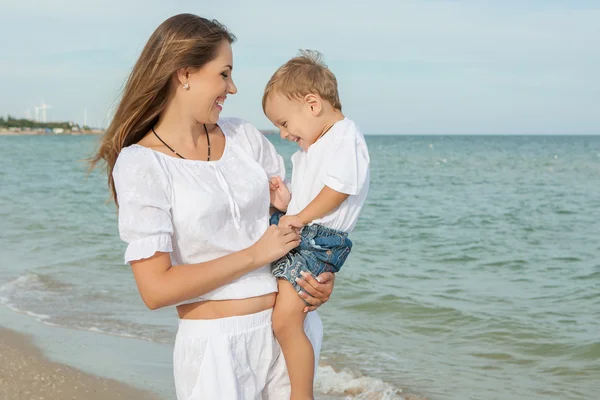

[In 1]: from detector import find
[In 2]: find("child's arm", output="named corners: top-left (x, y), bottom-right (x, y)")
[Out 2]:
top-left (278, 186), bottom-right (349, 228)
top-left (298, 186), bottom-right (349, 225)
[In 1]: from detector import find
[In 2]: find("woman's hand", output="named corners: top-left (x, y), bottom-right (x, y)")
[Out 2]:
top-left (296, 271), bottom-right (336, 312)
top-left (269, 176), bottom-right (291, 212)
top-left (248, 225), bottom-right (300, 267)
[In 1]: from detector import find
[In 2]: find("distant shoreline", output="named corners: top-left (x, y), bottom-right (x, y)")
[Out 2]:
top-left (2, 129), bottom-right (597, 137)
top-left (0, 129), bottom-right (103, 136)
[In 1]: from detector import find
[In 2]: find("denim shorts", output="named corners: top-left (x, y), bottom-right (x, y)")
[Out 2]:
top-left (269, 211), bottom-right (352, 299)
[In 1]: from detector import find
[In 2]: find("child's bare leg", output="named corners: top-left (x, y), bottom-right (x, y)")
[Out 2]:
top-left (272, 279), bottom-right (315, 400)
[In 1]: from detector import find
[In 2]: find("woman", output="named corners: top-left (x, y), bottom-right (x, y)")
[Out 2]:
top-left (90, 13), bottom-right (335, 399)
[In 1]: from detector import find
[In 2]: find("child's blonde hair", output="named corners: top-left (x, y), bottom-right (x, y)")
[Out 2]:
top-left (262, 50), bottom-right (342, 112)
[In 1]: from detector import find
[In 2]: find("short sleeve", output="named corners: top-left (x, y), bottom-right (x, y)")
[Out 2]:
top-left (113, 147), bottom-right (173, 264)
top-left (322, 121), bottom-right (370, 196)
top-left (241, 121), bottom-right (286, 180)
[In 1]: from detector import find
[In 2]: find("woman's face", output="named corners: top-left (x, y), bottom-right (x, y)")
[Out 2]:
top-left (182, 40), bottom-right (238, 124)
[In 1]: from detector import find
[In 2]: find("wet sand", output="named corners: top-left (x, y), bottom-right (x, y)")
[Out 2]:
top-left (0, 327), bottom-right (160, 400)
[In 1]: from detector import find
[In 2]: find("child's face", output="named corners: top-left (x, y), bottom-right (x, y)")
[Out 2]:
top-left (264, 94), bottom-right (322, 151)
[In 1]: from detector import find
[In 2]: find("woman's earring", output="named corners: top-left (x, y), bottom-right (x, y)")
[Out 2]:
top-left (183, 82), bottom-right (190, 90)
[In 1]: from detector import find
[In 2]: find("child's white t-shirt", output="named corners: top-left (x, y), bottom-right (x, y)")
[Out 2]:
top-left (286, 118), bottom-right (370, 232)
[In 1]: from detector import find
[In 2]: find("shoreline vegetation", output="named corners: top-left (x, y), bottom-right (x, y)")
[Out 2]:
top-left (0, 128), bottom-right (104, 135)
top-left (1, 116), bottom-right (102, 135)
top-left (0, 116), bottom-right (280, 136)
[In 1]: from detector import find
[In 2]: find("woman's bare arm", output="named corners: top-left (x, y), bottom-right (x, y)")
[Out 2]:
top-left (131, 225), bottom-right (300, 309)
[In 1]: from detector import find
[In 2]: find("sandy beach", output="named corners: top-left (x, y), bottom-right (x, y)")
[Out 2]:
top-left (0, 327), bottom-right (160, 400)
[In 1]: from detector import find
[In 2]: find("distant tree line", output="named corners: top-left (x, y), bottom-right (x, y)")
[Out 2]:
top-left (0, 116), bottom-right (89, 131)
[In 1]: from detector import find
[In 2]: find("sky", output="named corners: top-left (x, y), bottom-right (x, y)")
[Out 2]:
top-left (1, 0), bottom-right (599, 134)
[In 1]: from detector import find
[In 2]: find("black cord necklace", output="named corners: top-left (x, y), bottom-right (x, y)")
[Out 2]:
top-left (151, 124), bottom-right (211, 161)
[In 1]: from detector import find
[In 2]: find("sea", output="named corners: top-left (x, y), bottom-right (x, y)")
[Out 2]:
top-left (1, 133), bottom-right (599, 400)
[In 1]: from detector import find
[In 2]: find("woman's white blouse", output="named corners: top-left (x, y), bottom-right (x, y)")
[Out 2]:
top-left (113, 118), bottom-right (284, 305)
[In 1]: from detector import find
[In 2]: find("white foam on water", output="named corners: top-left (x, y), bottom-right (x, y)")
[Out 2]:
top-left (316, 364), bottom-right (405, 400)
top-left (2, 301), bottom-right (52, 321)
top-left (0, 274), bottom-right (157, 342)
top-left (0, 273), bottom-right (42, 295)
top-left (84, 326), bottom-right (154, 341)
top-left (0, 274), bottom-right (52, 321)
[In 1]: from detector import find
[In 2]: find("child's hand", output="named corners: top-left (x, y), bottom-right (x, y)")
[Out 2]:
top-left (269, 176), bottom-right (291, 212)
top-left (278, 214), bottom-right (305, 230)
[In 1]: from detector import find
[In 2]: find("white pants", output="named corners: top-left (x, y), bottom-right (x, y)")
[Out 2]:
top-left (173, 309), bottom-right (323, 400)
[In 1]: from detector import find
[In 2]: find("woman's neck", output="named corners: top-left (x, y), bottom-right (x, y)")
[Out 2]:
top-left (154, 102), bottom-right (208, 149)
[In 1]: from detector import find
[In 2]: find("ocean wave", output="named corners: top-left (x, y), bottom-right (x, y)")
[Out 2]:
top-left (0, 274), bottom-right (49, 311)
top-left (0, 273), bottom-right (162, 342)
top-left (316, 365), bottom-right (411, 400)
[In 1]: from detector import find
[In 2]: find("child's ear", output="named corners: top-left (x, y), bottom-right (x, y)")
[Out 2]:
top-left (304, 94), bottom-right (322, 115)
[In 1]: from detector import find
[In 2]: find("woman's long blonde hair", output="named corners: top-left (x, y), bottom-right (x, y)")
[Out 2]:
top-left (89, 14), bottom-right (235, 205)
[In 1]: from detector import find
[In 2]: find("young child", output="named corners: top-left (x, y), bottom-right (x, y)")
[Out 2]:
top-left (263, 50), bottom-right (370, 399)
